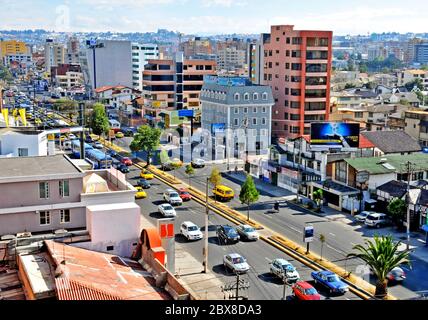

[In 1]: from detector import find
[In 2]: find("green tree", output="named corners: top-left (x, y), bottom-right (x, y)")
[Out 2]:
top-left (347, 236), bottom-right (411, 298)
top-left (159, 149), bottom-right (170, 166)
top-left (312, 189), bottom-right (324, 210)
top-left (405, 78), bottom-right (424, 92)
top-left (209, 167), bottom-right (222, 187)
top-left (239, 174), bottom-right (260, 221)
top-left (359, 63), bottom-right (368, 73)
top-left (387, 198), bottom-right (407, 226)
top-left (130, 125), bottom-right (161, 167)
top-left (0, 66), bottom-right (13, 83)
top-left (53, 99), bottom-right (78, 121)
top-left (185, 164), bottom-right (195, 187)
top-left (89, 103), bottom-right (110, 136)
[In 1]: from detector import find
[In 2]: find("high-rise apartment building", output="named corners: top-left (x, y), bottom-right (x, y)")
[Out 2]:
top-left (142, 53), bottom-right (216, 126)
top-left (44, 39), bottom-right (66, 71)
top-left (216, 47), bottom-right (247, 73)
top-left (262, 25), bottom-right (333, 141)
top-left (0, 40), bottom-right (28, 59)
top-left (179, 37), bottom-right (212, 58)
top-left (85, 40), bottom-right (133, 90)
top-left (131, 43), bottom-right (159, 91)
top-left (66, 36), bottom-right (80, 65)
top-left (415, 43), bottom-right (428, 65)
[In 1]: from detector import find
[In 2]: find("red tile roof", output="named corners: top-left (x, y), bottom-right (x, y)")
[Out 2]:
top-left (45, 241), bottom-right (170, 301)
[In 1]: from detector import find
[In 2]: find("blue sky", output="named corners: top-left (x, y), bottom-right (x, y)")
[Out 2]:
top-left (1, 0), bottom-right (427, 35)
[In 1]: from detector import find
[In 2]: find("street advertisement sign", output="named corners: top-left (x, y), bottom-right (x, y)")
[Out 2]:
top-left (211, 123), bottom-right (226, 134)
top-left (356, 170), bottom-right (370, 184)
top-left (304, 225), bottom-right (314, 243)
top-left (310, 123), bottom-right (360, 149)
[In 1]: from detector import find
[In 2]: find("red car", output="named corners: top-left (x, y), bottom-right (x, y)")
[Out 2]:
top-left (121, 157), bottom-right (133, 166)
top-left (179, 188), bottom-right (192, 201)
top-left (292, 281), bottom-right (320, 300)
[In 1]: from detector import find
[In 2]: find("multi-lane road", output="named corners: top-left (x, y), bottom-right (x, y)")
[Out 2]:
top-left (124, 163), bottom-right (361, 300)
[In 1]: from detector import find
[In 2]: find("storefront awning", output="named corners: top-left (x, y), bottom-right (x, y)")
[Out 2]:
top-left (311, 179), bottom-right (360, 196)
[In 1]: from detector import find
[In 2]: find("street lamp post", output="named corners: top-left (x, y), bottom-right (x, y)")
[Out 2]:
top-left (203, 177), bottom-right (210, 273)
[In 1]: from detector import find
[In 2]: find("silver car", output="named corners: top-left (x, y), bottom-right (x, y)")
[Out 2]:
top-left (236, 224), bottom-right (259, 241)
top-left (354, 211), bottom-right (372, 223)
top-left (158, 204), bottom-right (177, 217)
top-left (223, 253), bottom-right (250, 274)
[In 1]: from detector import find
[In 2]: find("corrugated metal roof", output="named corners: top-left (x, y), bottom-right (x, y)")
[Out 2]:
top-left (55, 278), bottom-right (121, 300)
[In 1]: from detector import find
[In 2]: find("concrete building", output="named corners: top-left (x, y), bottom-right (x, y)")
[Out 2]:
top-left (200, 76), bottom-right (274, 161)
top-left (142, 53), bottom-right (216, 126)
top-left (131, 43), bottom-right (159, 91)
top-left (262, 25), bottom-right (333, 141)
top-left (216, 47), bottom-right (247, 74)
top-left (0, 40), bottom-right (27, 59)
top-left (0, 154), bottom-right (140, 257)
top-left (85, 40), bottom-right (133, 90)
top-left (44, 39), bottom-right (66, 71)
top-left (50, 64), bottom-right (83, 90)
top-left (0, 128), bottom-right (50, 157)
top-left (66, 36), bottom-right (80, 65)
top-left (415, 43), bottom-right (428, 65)
top-left (179, 37), bottom-right (212, 58)
top-left (248, 38), bottom-right (265, 85)
top-left (404, 109), bottom-right (428, 147)
top-left (398, 69), bottom-right (428, 90)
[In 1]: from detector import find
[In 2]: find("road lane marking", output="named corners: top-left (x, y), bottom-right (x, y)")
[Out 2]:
top-left (329, 233), bottom-right (336, 237)
top-left (326, 244), bottom-right (343, 254)
top-left (265, 257), bottom-right (272, 263)
top-left (287, 225), bottom-right (302, 234)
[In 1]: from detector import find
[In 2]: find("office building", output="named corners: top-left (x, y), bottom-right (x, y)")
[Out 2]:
top-left (415, 43), bottom-right (428, 65)
top-left (85, 40), bottom-right (133, 90)
top-left (44, 39), bottom-right (66, 71)
top-left (131, 43), bottom-right (159, 91)
top-left (216, 47), bottom-right (247, 73)
top-left (262, 25), bottom-right (333, 141)
top-left (66, 36), bottom-right (80, 65)
top-left (200, 76), bottom-right (274, 160)
top-left (50, 64), bottom-right (84, 90)
top-left (142, 53), bottom-right (216, 126)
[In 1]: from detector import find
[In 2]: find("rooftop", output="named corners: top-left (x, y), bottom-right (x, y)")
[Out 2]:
top-left (0, 155), bottom-right (82, 180)
top-left (43, 240), bottom-right (171, 300)
top-left (361, 131), bottom-right (421, 154)
top-left (345, 153), bottom-right (428, 175)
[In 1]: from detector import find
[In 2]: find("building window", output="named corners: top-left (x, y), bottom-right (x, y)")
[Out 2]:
top-left (244, 93), bottom-right (250, 101)
top-left (234, 93), bottom-right (240, 101)
top-left (243, 107), bottom-right (248, 114)
top-left (262, 107), bottom-right (267, 113)
top-left (60, 209), bottom-right (70, 224)
top-left (262, 118), bottom-right (267, 125)
top-left (234, 107), bottom-right (239, 114)
top-left (355, 112), bottom-right (363, 118)
top-left (39, 182), bottom-right (49, 199)
top-left (262, 92), bottom-right (268, 100)
top-left (253, 118), bottom-right (257, 125)
top-left (106, 246), bottom-right (114, 251)
top-left (253, 107), bottom-right (257, 113)
top-left (286, 50), bottom-right (290, 57)
top-left (59, 180), bottom-right (70, 197)
top-left (234, 118), bottom-right (239, 126)
top-left (39, 211), bottom-right (51, 225)
top-left (18, 148), bottom-right (28, 157)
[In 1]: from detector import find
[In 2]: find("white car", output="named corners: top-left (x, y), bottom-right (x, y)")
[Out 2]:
top-left (270, 258), bottom-right (300, 283)
top-left (93, 142), bottom-right (104, 149)
top-left (158, 204), bottom-right (177, 217)
top-left (365, 213), bottom-right (389, 228)
top-left (387, 267), bottom-right (406, 282)
top-left (191, 158), bottom-right (206, 168)
top-left (180, 221), bottom-right (203, 241)
top-left (236, 224), bottom-right (259, 241)
top-left (223, 253), bottom-right (250, 274)
top-left (354, 211), bottom-right (373, 223)
top-left (163, 189), bottom-right (183, 206)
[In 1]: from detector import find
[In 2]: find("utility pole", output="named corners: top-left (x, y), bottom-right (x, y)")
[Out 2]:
top-left (222, 273), bottom-right (250, 300)
top-left (203, 177), bottom-right (209, 273)
top-left (404, 161), bottom-right (416, 250)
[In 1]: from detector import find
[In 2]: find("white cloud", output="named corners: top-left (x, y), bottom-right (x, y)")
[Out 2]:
top-left (201, 0), bottom-right (247, 7)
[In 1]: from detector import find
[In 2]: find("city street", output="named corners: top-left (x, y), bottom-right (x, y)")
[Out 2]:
top-left (111, 136), bottom-right (428, 299)
top-left (125, 164), bottom-right (361, 300)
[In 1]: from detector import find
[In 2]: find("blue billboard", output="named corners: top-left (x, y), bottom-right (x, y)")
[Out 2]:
top-left (178, 110), bottom-right (194, 117)
top-left (211, 123), bottom-right (226, 134)
top-left (310, 123), bottom-right (360, 149)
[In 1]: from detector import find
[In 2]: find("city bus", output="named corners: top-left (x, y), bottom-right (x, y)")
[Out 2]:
top-left (108, 119), bottom-right (121, 133)
top-left (71, 140), bottom-right (94, 158)
top-left (85, 149), bottom-right (113, 169)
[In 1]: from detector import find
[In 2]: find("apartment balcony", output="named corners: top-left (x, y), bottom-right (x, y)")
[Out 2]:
top-left (305, 84), bottom-right (327, 90)
top-left (305, 97), bottom-right (327, 103)
top-left (306, 72), bottom-right (328, 77)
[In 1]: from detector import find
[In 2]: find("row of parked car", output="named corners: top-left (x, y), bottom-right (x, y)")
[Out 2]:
top-left (354, 211), bottom-right (391, 228)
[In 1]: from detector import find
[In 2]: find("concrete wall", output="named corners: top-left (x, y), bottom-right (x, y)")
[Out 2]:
top-left (86, 40), bottom-right (133, 89)
top-left (0, 132), bottom-right (47, 157)
top-left (85, 202), bottom-right (140, 257)
top-left (368, 173), bottom-right (396, 191)
top-left (0, 178), bottom-right (83, 209)
top-left (0, 208), bottom-right (86, 236)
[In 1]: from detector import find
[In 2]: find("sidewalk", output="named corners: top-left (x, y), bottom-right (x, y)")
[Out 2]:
top-left (139, 211), bottom-right (225, 300)
top-left (223, 171), bottom-right (294, 198)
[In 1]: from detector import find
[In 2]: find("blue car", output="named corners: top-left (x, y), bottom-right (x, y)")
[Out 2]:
top-left (311, 271), bottom-right (349, 295)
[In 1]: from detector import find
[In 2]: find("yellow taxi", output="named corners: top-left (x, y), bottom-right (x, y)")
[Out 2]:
top-left (140, 169), bottom-right (154, 180)
top-left (35, 118), bottom-right (42, 125)
top-left (135, 186), bottom-right (147, 199)
top-left (26, 113), bottom-right (33, 119)
top-left (212, 185), bottom-right (235, 202)
top-left (89, 134), bottom-right (100, 141)
top-left (115, 131), bottom-right (124, 139)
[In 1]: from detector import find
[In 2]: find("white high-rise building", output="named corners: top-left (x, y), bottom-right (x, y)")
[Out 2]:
top-left (44, 39), bottom-right (66, 71)
top-left (131, 43), bottom-right (159, 91)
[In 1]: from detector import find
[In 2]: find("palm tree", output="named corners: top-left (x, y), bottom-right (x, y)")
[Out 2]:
top-left (347, 236), bottom-right (411, 298)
